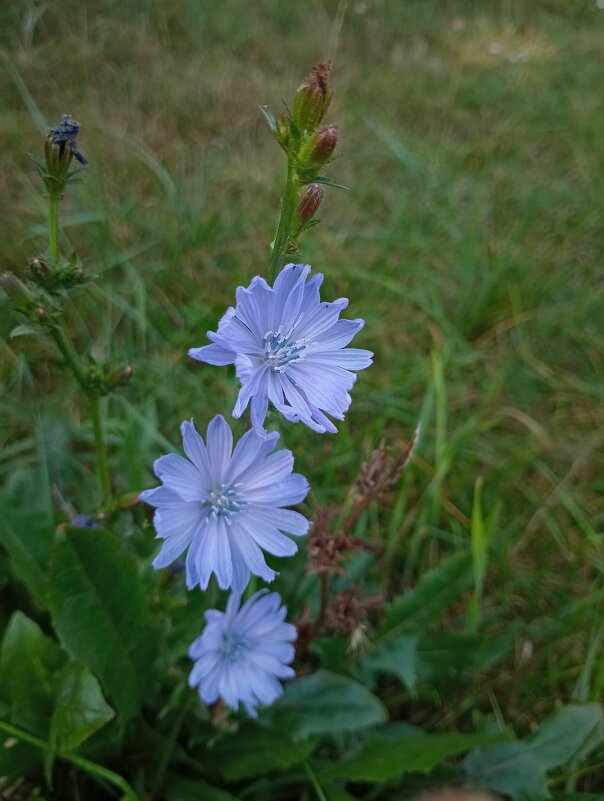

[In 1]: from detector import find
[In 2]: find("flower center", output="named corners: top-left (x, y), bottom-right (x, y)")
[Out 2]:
top-left (262, 328), bottom-right (310, 373)
top-left (203, 483), bottom-right (245, 524)
top-left (220, 629), bottom-right (249, 664)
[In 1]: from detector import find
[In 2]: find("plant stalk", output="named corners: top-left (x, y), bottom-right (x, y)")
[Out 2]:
top-left (0, 721), bottom-right (140, 801)
top-left (48, 193), bottom-right (60, 261)
top-left (269, 159), bottom-right (298, 283)
top-left (89, 396), bottom-right (112, 503)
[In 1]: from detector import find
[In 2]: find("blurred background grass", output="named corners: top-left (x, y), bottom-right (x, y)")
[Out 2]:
top-left (1, 0), bottom-right (603, 731)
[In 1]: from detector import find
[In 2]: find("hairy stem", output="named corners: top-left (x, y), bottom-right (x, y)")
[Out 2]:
top-left (269, 160), bottom-right (298, 283)
top-left (89, 397), bottom-right (112, 503)
top-left (0, 721), bottom-right (140, 801)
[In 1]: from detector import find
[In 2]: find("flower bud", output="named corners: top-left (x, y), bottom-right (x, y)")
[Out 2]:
top-left (293, 61), bottom-right (332, 133)
top-left (298, 183), bottom-right (324, 223)
top-left (106, 364), bottom-right (134, 389)
top-left (298, 125), bottom-right (338, 169)
top-left (1, 272), bottom-right (33, 307)
top-left (34, 307), bottom-right (49, 323)
top-left (29, 257), bottom-right (53, 287)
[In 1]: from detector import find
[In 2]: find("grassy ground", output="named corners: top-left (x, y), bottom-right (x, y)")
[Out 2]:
top-left (1, 0), bottom-right (603, 756)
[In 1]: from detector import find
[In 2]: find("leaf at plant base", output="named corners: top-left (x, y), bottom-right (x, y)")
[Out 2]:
top-left (47, 527), bottom-right (158, 724)
top-left (361, 634), bottom-right (418, 689)
top-left (268, 670), bottom-right (387, 738)
top-left (0, 739), bottom-right (41, 790)
top-left (382, 552), bottom-right (473, 635)
top-left (0, 490), bottom-right (54, 606)
top-left (318, 729), bottom-right (502, 782)
top-left (210, 722), bottom-right (318, 780)
top-left (416, 632), bottom-right (511, 681)
top-left (0, 611), bottom-right (66, 736)
top-left (464, 704), bottom-right (604, 801)
top-left (164, 773), bottom-right (239, 801)
top-left (50, 661), bottom-right (115, 752)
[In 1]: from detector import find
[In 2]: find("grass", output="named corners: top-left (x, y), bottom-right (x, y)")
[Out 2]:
top-left (1, 0), bottom-right (603, 775)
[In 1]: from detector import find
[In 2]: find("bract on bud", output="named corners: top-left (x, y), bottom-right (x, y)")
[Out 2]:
top-left (298, 125), bottom-right (338, 169)
top-left (1, 272), bottom-right (33, 308)
top-left (298, 183), bottom-right (324, 223)
top-left (293, 61), bottom-right (332, 134)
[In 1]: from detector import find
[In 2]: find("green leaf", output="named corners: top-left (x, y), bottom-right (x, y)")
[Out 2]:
top-left (210, 722), bottom-right (317, 780)
top-left (0, 612), bottom-right (66, 736)
top-left (47, 527), bottom-right (159, 724)
top-left (10, 323), bottom-right (39, 338)
top-left (259, 104), bottom-right (277, 132)
top-left (268, 670), bottom-right (387, 738)
top-left (164, 773), bottom-right (239, 801)
top-left (465, 704), bottom-right (604, 801)
top-left (318, 729), bottom-right (502, 782)
top-left (304, 175), bottom-right (350, 190)
top-left (50, 661), bottom-right (115, 752)
top-left (416, 632), bottom-right (511, 681)
top-left (0, 490), bottom-right (54, 605)
top-left (361, 634), bottom-right (418, 689)
top-left (382, 552), bottom-right (473, 635)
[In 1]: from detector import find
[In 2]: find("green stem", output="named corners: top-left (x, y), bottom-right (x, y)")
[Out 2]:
top-left (90, 396), bottom-right (112, 503)
top-left (50, 325), bottom-right (112, 503)
top-left (303, 760), bottom-right (328, 801)
top-left (0, 721), bottom-right (140, 801)
top-left (49, 324), bottom-right (89, 392)
top-left (269, 160), bottom-right (298, 283)
top-left (48, 193), bottom-right (60, 261)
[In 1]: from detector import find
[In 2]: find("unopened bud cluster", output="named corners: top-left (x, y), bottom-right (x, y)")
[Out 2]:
top-left (268, 62), bottom-right (342, 238)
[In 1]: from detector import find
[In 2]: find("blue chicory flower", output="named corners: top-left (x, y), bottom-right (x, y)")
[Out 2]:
top-left (189, 263), bottom-right (373, 434)
top-left (49, 114), bottom-right (88, 165)
top-left (188, 589), bottom-right (296, 717)
top-left (140, 414), bottom-right (309, 591)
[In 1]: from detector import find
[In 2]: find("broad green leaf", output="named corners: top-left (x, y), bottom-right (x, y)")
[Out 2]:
top-left (318, 729), bottom-right (502, 781)
top-left (0, 491), bottom-right (54, 605)
top-left (416, 632), bottom-right (511, 681)
top-left (361, 634), bottom-right (418, 689)
top-left (0, 612), bottom-right (66, 736)
top-left (382, 552), bottom-right (473, 635)
top-left (50, 661), bottom-right (115, 752)
top-left (210, 722), bottom-right (317, 780)
top-left (47, 528), bottom-right (158, 723)
top-left (268, 670), bottom-right (387, 738)
top-left (465, 704), bottom-right (604, 801)
top-left (164, 773), bottom-right (239, 801)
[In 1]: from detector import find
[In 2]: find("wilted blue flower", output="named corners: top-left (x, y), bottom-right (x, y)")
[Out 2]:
top-left (49, 114), bottom-right (88, 165)
top-left (188, 590), bottom-right (296, 717)
top-left (140, 415), bottom-right (309, 591)
top-left (189, 263), bottom-right (373, 434)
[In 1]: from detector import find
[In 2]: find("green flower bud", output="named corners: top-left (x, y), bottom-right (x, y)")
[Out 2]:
top-left (29, 257), bottom-right (53, 287)
top-left (1, 272), bottom-right (33, 308)
top-left (298, 125), bottom-right (338, 169)
top-left (106, 364), bottom-right (134, 389)
top-left (298, 183), bottom-right (324, 223)
top-left (293, 61), bottom-right (332, 134)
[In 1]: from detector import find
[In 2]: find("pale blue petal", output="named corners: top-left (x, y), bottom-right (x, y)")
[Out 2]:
top-left (189, 342), bottom-right (235, 366)
top-left (154, 453), bottom-right (206, 503)
top-left (244, 474), bottom-right (309, 506)
top-left (181, 420), bottom-right (212, 484)
top-left (206, 415), bottom-right (233, 483)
